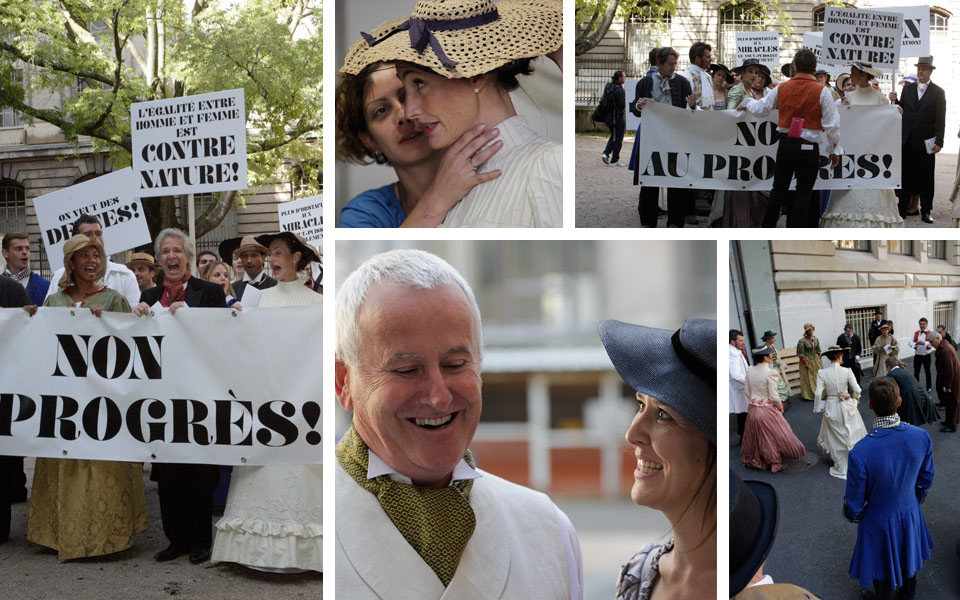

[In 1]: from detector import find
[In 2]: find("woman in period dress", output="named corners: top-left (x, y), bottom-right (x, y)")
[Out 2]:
top-left (741, 347), bottom-right (806, 473)
top-left (814, 346), bottom-right (867, 480)
top-left (211, 232), bottom-right (322, 572)
top-left (709, 64), bottom-right (732, 110)
top-left (821, 62), bottom-right (904, 228)
top-left (27, 234), bottom-right (148, 558)
top-left (797, 323), bottom-right (823, 402)
top-left (599, 319), bottom-right (717, 600)
top-left (873, 322), bottom-right (900, 377)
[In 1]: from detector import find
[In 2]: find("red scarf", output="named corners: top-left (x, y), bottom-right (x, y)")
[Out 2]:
top-left (160, 273), bottom-right (190, 307)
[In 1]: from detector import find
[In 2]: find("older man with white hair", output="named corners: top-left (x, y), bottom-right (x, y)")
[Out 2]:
top-left (335, 248), bottom-right (582, 599)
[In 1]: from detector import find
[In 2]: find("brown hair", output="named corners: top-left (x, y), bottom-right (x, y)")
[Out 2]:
top-left (335, 62), bottom-right (391, 166)
top-left (2, 231), bottom-right (28, 252)
top-left (869, 376), bottom-right (900, 416)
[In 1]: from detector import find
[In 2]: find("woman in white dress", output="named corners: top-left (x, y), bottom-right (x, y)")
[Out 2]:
top-left (211, 232), bottom-right (322, 572)
top-left (820, 61), bottom-right (904, 228)
top-left (814, 345), bottom-right (867, 479)
top-left (339, 0), bottom-right (562, 228)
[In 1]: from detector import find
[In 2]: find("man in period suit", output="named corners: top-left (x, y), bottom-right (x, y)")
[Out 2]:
top-left (844, 376), bottom-right (933, 600)
top-left (0, 276), bottom-right (30, 541)
top-left (334, 249), bottom-right (583, 599)
top-left (929, 332), bottom-right (960, 433)
top-left (886, 358), bottom-right (938, 427)
top-left (909, 318), bottom-right (935, 392)
top-left (890, 57), bottom-right (946, 224)
top-left (1, 232), bottom-right (49, 306)
top-left (868, 310), bottom-right (884, 346)
top-left (631, 46), bottom-right (696, 228)
top-left (837, 323), bottom-right (863, 385)
top-left (218, 235), bottom-right (277, 301)
top-left (134, 228), bottom-right (225, 564)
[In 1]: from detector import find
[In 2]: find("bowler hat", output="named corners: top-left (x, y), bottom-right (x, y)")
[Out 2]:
top-left (730, 471), bottom-right (779, 596)
top-left (598, 318), bottom-right (716, 445)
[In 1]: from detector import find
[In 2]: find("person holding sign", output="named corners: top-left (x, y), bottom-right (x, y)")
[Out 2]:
top-left (739, 49), bottom-right (841, 228)
top-left (889, 57), bottom-right (945, 225)
top-left (28, 234), bottom-right (149, 559)
top-left (821, 61), bottom-right (904, 228)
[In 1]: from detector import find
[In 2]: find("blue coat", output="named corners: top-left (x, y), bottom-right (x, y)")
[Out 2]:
top-left (844, 423), bottom-right (934, 588)
top-left (25, 273), bottom-right (50, 306)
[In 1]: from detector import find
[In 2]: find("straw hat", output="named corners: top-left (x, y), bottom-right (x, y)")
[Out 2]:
top-left (835, 73), bottom-right (850, 92)
top-left (255, 232), bottom-right (322, 270)
top-left (845, 60), bottom-right (882, 79)
top-left (339, 0), bottom-right (563, 79)
top-left (126, 252), bottom-right (156, 270)
top-left (59, 234), bottom-right (106, 289)
top-left (803, 322), bottom-right (814, 333)
top-left (821, 345), bottom-right (846, 358)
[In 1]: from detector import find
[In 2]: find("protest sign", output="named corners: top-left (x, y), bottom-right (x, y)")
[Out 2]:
top-left (800, 32), bottom-right (848, 79)
top-left (822, 7), bottom-right (903, 69)
top-left (32, 168), bottom-right (150, 261)
top-left (0, 306), bottom-right (322, 466)
top-left (736, 32), bottom-right (780, 69)
top-left (636, 102), bottom-right (901, 191)
top-left (874, 5), bottom-right (929, 57)
top-left (131, 89), bottom-right (248, 196)
top-left (277, 195), bottom-right (323, 246)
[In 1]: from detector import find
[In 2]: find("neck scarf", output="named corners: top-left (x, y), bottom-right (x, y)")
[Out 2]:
top-left (872, 414), bottom-right (901, 430)
top-left (336, 425), bottom-right (476, 586)
top-left (160, 273), bottom-right (190, 307)
top-left (651, 72), bottom-right (671, 104)
top-left (3, 267), bottom-right (30, 285)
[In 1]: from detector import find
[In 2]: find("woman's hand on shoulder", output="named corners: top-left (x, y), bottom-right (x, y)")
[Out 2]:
top-left (402, 124), bottom-right (503, 227)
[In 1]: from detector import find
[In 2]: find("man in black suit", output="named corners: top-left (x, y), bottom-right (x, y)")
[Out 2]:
top-left (0, 277), bottom-right (29, 543)
top-left (837, 323), bottom-right (863, 385)
top-left (868, 310), bottom-right (885, 346)
top-left (133, 228), bottom-right (225, 565)
top-left (887, 358), bottom-right (938, 426)
top-left (631, 46), bottom-right (696, 228)
top-left (890, 57), bottom-right (946, 224)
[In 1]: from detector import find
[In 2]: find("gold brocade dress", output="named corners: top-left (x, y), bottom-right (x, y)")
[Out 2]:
top-left (27, 288), bottom-right (148, 559)
top-left (796, 336), bottom-right (823, 401)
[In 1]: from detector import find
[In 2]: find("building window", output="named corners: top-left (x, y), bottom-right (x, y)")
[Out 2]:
top-left (834, 240), bottom-right (870, 251)
top-left (0, 70), bottom-right (23, 127)
top-left (626, 3), bottom-right (672, 77)
top-left (931, 9), bottom-right (950, 39)
top-left (934, 301), bottom-right (957, 336)
top-left (845, 306), bottom-right (885, 359)
top-left (719, 3), bottom-right (762, 69)
top-left (888, 241), bottom-right (913, 256)
top-left (0, 179), bottom-right (25, 234)
top-left (813, 4), bottom-right (856, 31)
top-left (928, 240), bottom-right (946, 259)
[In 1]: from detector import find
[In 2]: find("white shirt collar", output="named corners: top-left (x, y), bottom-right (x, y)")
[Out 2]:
top-left (243, 269), bottom-right (266, 284)
top-left (367, 448), bottom-right (482, 486)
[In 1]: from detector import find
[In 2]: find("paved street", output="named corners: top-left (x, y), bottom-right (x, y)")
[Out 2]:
top-left (577, 133), bottom-right (960, 228)
top-left (729, 357), bottom-right (959, 598)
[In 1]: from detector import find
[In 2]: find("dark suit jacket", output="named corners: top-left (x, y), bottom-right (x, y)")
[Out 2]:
top-left (630, 73), bottom-right (693, 117)
top-left (935, 342), bottom-right (960, 402)
top-left (232, 274), bottom-right (277, 302)
top-left (837, 332), bottom-right (862, 368)
top-left (889, 366), bottom-right (938, 426)
top-left (868, 320), bottom-right (884, 346)
top-left (895, 81), bottom-right (946, 150)
top-left (0, 276), bottom-right (29, 308)
top-left (140, 276), bottom-right (226, 308)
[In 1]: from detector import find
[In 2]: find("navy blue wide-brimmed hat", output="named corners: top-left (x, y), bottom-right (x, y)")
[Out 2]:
top-left (753, 345), bottom-right (775, 358)
top-left (730, 471), bottom-right (779, 596)
top-left (598, 318), bottom-right (716, 445)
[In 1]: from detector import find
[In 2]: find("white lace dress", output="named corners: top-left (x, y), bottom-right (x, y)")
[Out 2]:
top-left (211, 279), bottom-right (323, 571)
top-left (820, 86), bottom-right (904, 228)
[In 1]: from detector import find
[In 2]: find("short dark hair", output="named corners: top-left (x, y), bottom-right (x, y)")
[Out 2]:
top-left (689, 42), bottom-right (712, 62)
top-left (2, 231), bottom-right (28, 252)
top-left (793, 49), bottom-right (817, 74)
top-left (648, 47), bottom-right (660, 67)
top-left (657, 47), bottom-right (679, 65)
top-left (612, 70), bottom-right (624, 82)
top-left (198, 250), bottom-right (217, 260)
top-left (885, 357), bottom-right (904, 371)
top-left (869, 376), bottom-right (900, 416)
top-left (71, 213), bottom-right (101, 236)
top-left (844, 323), bottom-right (853, 330)
top-left (729, 329), bottom-right (743, 342)
top-left (919, 317), bottom-right (928, 323)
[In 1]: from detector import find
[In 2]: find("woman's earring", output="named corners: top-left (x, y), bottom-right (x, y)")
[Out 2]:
top-left (474, 88), bottom-right (479, 93)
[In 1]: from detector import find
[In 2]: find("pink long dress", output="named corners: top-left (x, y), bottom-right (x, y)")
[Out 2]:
top-left (741, 363), bottom-right (806, 472)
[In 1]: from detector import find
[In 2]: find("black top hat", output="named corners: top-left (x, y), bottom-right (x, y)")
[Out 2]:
top-left (761, 330), bottom-right (777, 341)
top-left (599, 318), bottom-right (716, 445)
top-left (730, 471), bottom-right (779, 596)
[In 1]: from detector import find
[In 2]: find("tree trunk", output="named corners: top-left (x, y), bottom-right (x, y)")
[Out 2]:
top-left (576, 0), bottom-right (619, 56)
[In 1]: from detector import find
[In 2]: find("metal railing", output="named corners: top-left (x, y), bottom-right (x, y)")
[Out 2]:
top-left (845, 305), bottom-right (885, 358)
top-left (934, 301), bottom-right (957, 335)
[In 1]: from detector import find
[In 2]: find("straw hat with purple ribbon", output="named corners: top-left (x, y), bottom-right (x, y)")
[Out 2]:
top-left (339, 0), bottom-right (562, 79)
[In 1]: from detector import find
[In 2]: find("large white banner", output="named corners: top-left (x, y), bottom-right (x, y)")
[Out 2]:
top-left (822, 7), bottom-right (903, 69)
top-left (278, 195), bottom-right (323, 246)
top-left (32, 168), bottom-right (150, 262)
top-left (875, 5), bottom-right (930, 57)
top-left (131, 89), bottom-right (248, 197)
top-left (636, 102), bottom-right (901, 191)
top-left (0, 306), bottom-right (321, 466)
top-left (736, 32), bottom-right (780, 69)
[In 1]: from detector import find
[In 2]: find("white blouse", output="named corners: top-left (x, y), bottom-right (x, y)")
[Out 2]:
top-left (439, 115), bottom-right (562, 228)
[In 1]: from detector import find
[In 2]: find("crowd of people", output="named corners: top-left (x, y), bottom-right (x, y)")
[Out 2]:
top-left (597, 41), bottom-right (954, 228)
top-left (0, 216), bottom-right (323, 572)
top-left (729, 311), bottom-right (960, 598)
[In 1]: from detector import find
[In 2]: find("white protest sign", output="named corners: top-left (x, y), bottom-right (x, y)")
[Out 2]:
top-left (277, 195), bottom-right (323, 246)
top-left (822, 7), bottom-right (903, 69)
top-left (801, 32), bottom-right (848, 79)
top-left (131, 89), bottom-right (248, 197)
top-left (736, 32), bottom-right (780, 69)
top-left (0, 306), bottom-right (322, 465)
top-left (32, 168), bottom-right (150, 261)
top-left (874, 5), bottom-right (929, 57)
top-left (636, 102), bottom-right (901, 191)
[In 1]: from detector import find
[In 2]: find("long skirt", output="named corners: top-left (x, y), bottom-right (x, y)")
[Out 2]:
top-left (817, 397), bottom-right (868, 479)
top-left (741, 405), bottom-right (806, 472)
top-left (799, 361), bottom-right (819, 400)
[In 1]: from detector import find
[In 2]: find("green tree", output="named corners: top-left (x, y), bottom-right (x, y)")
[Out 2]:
top-left (0, 0), bottom-right (322, 239)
